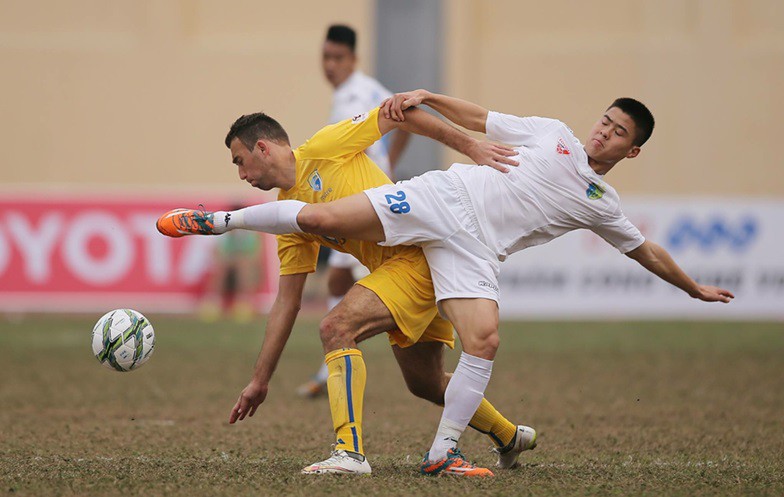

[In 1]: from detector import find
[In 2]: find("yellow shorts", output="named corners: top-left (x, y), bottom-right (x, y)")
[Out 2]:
top-left (356, 248), bottom-right (455, 349)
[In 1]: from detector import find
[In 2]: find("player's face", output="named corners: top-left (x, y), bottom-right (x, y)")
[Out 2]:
top-left (229, 138), bottom-right (279, 191)
top-left (584, 107), bottom-right (641, 163)
top-left (322, 41), bottom-right (356, 88)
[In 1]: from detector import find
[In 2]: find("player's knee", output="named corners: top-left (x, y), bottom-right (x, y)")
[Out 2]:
top-left (461, 326), bottom-right (500, 360)
top-left (319, 314), bottom-right (354, 350)
top-left (295, 207), bottom-right (320, 232)
top-left (297, 207), bottom-right (335, 235)
top-left (484, 331), bottom-right (500, 355)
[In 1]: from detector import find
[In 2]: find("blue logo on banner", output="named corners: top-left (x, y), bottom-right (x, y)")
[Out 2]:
top-left (667, 216), bottom-right (758, 252)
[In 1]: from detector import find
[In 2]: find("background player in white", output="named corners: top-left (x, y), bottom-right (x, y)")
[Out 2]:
top-left (297, 25), bottom-right (411, 398)
top-left (159, 91), bottom-right (734, 475)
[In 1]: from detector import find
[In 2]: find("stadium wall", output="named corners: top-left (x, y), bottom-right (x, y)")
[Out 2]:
top-left (443, 0), bottom-right (784, 196)
top-left (0, 0), bottom-right (374, 194)
top-left (0, 1), bottom-right (782, 195)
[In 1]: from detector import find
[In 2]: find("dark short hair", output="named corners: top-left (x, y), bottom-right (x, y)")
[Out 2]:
top-left (225, 113), bottom-right (290, 150)
top-left (608, 98), bottom-right (655, 146)
top-left (326, 24), bottom-right (356, 52)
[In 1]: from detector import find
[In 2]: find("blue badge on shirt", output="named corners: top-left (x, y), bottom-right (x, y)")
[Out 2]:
top-left (308, 171), bottom-right (323, 192)
top-left (586, 182), bottom-right (605, 200)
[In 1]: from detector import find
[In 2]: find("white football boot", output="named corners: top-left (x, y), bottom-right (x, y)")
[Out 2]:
top-left (301, 450), bottom-right (372, 475)
top-left (494, 425), bottom-right (537, 469)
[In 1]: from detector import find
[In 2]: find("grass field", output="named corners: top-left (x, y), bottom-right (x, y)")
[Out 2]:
top-left (1, 315), bottom-right (783, 496)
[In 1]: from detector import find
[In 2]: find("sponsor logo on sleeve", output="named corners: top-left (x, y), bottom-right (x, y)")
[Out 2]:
top-left (478, 280), bottom-right (499, 292)
top-left (351, 113), bottom-right (369, 124)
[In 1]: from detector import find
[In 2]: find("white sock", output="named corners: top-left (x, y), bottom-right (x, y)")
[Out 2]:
top-left (312, 296), bottom-right (343, 384)
top-left (428, 352), bottom-right (493, 461)
top-left (213, 200), bottom-right (306, 234)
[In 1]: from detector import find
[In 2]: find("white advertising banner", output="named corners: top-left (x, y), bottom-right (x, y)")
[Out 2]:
top-left (497, 198), bottom-right (784, 320)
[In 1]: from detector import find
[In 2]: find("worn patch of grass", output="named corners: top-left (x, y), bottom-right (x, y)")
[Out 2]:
top-left (1, 316), bottom-right (783, 496)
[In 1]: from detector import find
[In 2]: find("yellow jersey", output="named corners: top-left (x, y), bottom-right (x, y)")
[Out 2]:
top-left (275, 107), bottom-right (454, 349)
top-left (277, 107), bottom-right (418, 275)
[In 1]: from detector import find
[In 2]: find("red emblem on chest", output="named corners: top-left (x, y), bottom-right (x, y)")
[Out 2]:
top-left (556, 138), bottom-right (571, 155)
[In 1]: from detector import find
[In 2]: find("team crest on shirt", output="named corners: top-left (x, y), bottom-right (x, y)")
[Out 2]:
top-left (351, 112), bottom-right (369, 123)
top-left (307, 170), bottom-right (323, 191)
top-left (556, 137), bottom-right (571, 155)
top-left (586, 182), bottom-right (606, 200)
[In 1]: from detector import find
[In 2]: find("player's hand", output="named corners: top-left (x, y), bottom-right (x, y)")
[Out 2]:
top-left (229, 380), bottom-right (268, 424)
top-left (467, 139), bottom-right (520, 173)
top-left (381, 89), bottom-right (429, 122)
top-left (692, 285), bottom-right (735, 303)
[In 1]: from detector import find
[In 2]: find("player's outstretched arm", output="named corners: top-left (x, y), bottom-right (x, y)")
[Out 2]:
top-left (625, 240), bottom-right (735, 303)
top-left (378, 105), bottom-right (518, 173)
top-left (229, 273), bottom-right (308, 424)
top-left (381, 89), bottom-right (490, 133)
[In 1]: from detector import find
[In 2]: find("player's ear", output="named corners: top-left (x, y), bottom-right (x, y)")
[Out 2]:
top-left (626, 146), bottom-right (640, 159)
top-left (254, 139), bottom-right (268, 155)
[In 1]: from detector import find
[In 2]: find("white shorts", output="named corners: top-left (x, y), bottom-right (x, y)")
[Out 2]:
top-left (363, 170), bottom-right (500, 303)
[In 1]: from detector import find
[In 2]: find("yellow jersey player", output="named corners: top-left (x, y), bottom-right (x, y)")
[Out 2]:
top-left (158, 105), bottom-right (533, 476)
top-left (297, 24), bottom-right (411, 399)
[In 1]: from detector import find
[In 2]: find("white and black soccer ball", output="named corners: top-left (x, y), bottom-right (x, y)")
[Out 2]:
top-left (91, 309), bottom-right (155, 372)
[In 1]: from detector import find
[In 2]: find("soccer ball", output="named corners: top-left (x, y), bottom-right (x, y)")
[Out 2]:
top-left (91, 309), bottom-right (155, 372)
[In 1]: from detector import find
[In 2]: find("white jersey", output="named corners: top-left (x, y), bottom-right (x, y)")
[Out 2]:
top-left (448, 111), bottom-right (645, 261)
top-left (329, 70), bottom-right (393, 175)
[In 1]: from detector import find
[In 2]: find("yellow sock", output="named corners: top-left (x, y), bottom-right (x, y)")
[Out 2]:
top-left (325, 348), bottom-right (366, 455)
top-left (468, 398), bottom-right (518, 448)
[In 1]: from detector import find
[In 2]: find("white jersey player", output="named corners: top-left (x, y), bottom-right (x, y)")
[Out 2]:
top-left (329, 70), bottom-right (395, 176)
top-left (365, 110), bottom-right (647, 303)
top-left (298, 25), bottom-right (411, 398)
top-left (159, 90), bottom-right (733, 475)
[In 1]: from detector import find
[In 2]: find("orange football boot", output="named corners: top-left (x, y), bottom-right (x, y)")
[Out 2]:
top-left (420, 448), bottom-right (494, 477)
top-left (156, 208), bottom-right (217, 238)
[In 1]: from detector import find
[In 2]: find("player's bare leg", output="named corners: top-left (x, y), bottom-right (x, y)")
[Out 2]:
top-left (322, 263), bottom-right (357, 359)
top-left (419, 298), bottom-right (499, 476)
top-left (297, 265), bottom-right (356, 398)
top-left (295, 193), bottom-right (385, 242)
top-left (392, 341), bottom-right (449, 403)
top-left (157, 193), bottom-right (385, 242)
top-left (301, 284), bottom-right (394, 475)
top-left (393, 341), bottom-right (535, 470)
top-left (440, 298), bottom-right (500, 360)
top-left (317, 284), bottom-right (394, 352)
